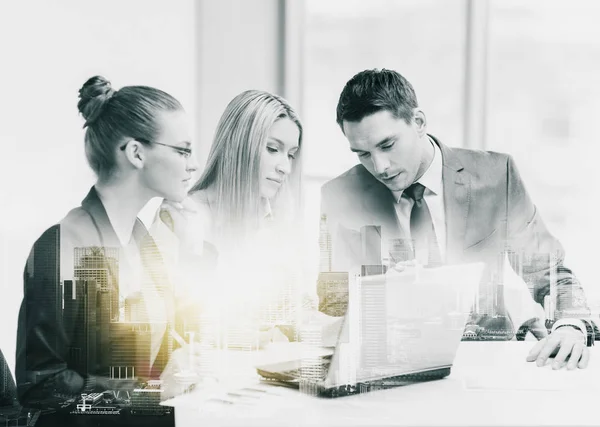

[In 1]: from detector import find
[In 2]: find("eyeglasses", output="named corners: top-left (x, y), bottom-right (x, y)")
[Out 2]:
top-left (120, 138), bottom-right (193, 159)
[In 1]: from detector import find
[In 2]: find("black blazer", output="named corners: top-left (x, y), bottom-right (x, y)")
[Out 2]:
top-left (16, 187), bottom-right (174, 405)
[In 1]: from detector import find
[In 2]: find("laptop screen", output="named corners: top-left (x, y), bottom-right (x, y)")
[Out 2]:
top-left (324, 262), bottom-right (485, 387)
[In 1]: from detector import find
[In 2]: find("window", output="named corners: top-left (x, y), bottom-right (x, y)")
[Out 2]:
top-left (486, 0), bottom-right (600, 306)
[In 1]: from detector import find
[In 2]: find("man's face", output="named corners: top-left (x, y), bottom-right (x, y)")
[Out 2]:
top-left (343, 109), bottom-right (427, 192)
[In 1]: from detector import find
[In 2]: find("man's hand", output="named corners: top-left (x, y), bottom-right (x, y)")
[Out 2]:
top-left (526, 326), bottom-right (589, 370)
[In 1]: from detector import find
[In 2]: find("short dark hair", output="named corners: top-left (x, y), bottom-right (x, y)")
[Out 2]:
top-left (77, 75), bottom-right (183, 180)
top-left (336, 69), bottom-right (419, 129)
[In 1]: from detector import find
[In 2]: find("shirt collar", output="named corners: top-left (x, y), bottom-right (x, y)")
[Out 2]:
top-left (418, 136), bottom-right (443, 196)
top-left (392, 136), bottom-right (443, 203)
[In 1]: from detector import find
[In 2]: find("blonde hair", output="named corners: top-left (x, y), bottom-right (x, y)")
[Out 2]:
top-left (191, 90), bottom-right (303, 241)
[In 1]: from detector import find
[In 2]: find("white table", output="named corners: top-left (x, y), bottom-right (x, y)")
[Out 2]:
top-left (165, 342), bottom-right (600, 426)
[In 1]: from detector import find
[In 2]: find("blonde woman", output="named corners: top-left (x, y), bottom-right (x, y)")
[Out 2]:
top-left (156, 90), bottom-right (304, 350)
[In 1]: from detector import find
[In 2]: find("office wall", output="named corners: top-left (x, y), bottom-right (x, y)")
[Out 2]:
top-left (194, 0), bottom-right (283, 168)
top-left (0, 0), bottom-right (196, 374)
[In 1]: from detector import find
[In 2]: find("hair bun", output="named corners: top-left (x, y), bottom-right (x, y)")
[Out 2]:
top-left (77, 75), bottom-right (116, 127)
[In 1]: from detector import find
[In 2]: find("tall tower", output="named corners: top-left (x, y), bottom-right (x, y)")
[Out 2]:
top-left (360, 225), bottom-right (386, 276)
top-left (360, 225), bottom-right (382, 266)
top-left (74, 247), bottom-right (119, 321)
top-left (317, 272), bottom-right (349, 317)
top-left (319, 214), bottom-right (332, 273)
top-left (73, 246), bottom-right (119, 374)
top-left (0, 349), bottom-right (16, 407)
top-left (25, 225), bottom-right (61, 351)
top-left (359, 275), bottom-right (387, 369)
top-left (299, 323), bottom-right (325, 396)
top-left (109, 322), bottom-right (150, 380)
top-left (387, 238), bottom-right (413, 266)
top-left (63, 279), bottom-right (98, 375)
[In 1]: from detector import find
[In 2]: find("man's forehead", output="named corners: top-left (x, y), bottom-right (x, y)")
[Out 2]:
top-left (345, 125), bottom-right (395, 151)
top-left (346, 111), bottom-right (412, 141)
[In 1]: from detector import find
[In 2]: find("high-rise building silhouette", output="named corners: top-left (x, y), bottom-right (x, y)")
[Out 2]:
top-left (299, 323), bottom-right (325, 396)
top-left (0, 349), bottom-right (17, 407)
top-left (24, 225), bottom-right (61, 351)
top-left (261, 273), bottom-right (295, 328)
top-left (387, 238), bottom-right (414, 265)
top-left (360, 225), bottom-right (382, 266)
top-left (63, 279), bottom-right (98, 375)
top-left (109, 322), bottom-right (142, 379)
top-left (360, 225), bottom-right (386, 276)
top-left (358, 275), bottom-right (387, 369)
top-left (223, 320), bottom-right (260, 351)
top-left (97, 286), bottom-right (111, 375)
top-left (505, 249), bottom-right (523, 277)
top-left (317, 272), bottom-right (349, 317)
top-left (319, 214), bottom-right (333, 273)
top-left (72, 247), bottom-right (120, 375)
top-left (131, 382), bottom-right (168, 416)
top-left (124, 292), bottom-right (145, 323)
top-left (544, 294), bottom-right (554, 322)
top-left (74, 247), bottom-right (119, 322)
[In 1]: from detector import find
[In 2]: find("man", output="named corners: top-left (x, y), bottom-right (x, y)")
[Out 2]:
top-left (319, 68), bottom-right (593, 370)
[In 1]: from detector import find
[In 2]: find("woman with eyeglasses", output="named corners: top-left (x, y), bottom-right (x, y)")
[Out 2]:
top-left (16, 75), bottom-right (201, 408)
top-left (156, 90), bottom-right (307, 352)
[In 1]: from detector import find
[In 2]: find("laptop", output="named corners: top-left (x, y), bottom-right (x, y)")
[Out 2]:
top-left (256, 262), bottom-right (485, 397)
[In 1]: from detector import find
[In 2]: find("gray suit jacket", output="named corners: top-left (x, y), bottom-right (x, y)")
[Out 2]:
top-left (319, 136), bottom-right (589, 324)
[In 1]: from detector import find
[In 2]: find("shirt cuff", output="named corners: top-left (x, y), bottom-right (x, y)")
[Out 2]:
top-left (551, 318), bottom-right (587, 345)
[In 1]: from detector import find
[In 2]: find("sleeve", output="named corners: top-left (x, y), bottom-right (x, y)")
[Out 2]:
top-left (504, 155), bottom-right (591, 326)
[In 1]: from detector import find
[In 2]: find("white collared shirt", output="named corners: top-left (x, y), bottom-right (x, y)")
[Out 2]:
top-left (391, 137), bottom-right (446, 261)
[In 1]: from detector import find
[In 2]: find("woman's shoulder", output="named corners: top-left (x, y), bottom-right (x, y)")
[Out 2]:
top-left (25, 205), bottom-right (99, 276)
top-left (183, 190), bottom-right (216, 240)
top-left (188, 189), bottom-right (215, 208)
top-left (58, 206), bottom-right (101, 243)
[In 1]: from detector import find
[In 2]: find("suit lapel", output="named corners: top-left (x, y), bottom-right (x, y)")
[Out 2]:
top-left (436, 138), bottom-right (470, 263)
top-left (80, 186), bottom-right (122, 248)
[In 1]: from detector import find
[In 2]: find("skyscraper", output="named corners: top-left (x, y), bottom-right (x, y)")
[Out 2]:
top-left (74, 246), bottom-right (119, 321)
top-left (24, 225), bottom-right (61, 351)
top-left (319, 214), bottom-right (333, 272)
top-left (387, 238), bottom-right (414, 265)
top-left (317, 272), bottom-right (349, 317)
top-left (109, 322), bottom-right (152, 380)
top-left (0, 349), bottom-right (16, 407)
top-left (299, 323), bottom-right (325, 396)
top-left (131, 387), bottom-right (168, 416)
top-left (63, 279), bottom-right (98, 375)
top-left (360, 225), bottom-right (382, 266)
top-left (359, 274), bottom-right (387, 369)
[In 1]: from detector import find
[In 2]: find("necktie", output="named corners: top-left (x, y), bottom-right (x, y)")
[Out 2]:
top-left (404, 183), bottom-right (442, 267)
